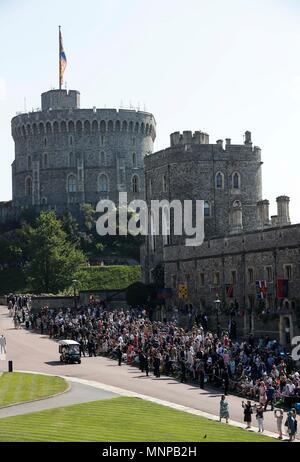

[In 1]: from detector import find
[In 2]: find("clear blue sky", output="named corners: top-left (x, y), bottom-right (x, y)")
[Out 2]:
top-left (1, 0), bottom-right (300, 222)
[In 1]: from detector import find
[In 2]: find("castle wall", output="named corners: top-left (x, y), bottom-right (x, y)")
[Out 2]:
top-left (161, 224), bottom-right (300, 339)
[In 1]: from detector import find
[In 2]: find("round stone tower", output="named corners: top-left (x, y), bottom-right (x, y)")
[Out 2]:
top-left (11, 89), bottom-right (156, 214)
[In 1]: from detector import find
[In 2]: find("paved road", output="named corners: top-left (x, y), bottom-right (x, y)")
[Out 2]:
top-left (0, 381), bottom-right (117, 418)
top-left (0, 306), bottom-right (297, 438)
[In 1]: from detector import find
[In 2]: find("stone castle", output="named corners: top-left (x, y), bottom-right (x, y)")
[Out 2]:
top-left (0, 88), bottom-right (156, 221)
top-left (1, 85), bottom-right (300, 344)
top-left (142, 131), bottom-right (299, 345)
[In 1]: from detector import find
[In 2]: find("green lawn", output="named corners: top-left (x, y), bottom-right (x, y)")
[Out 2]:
top-left (0, 372), bottom-right (68, 407)
top-left (0, 396), bottom-right (276, 442)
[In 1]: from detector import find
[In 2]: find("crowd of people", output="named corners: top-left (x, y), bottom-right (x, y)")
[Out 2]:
top-left (6, 295), bottom-right (300, 438)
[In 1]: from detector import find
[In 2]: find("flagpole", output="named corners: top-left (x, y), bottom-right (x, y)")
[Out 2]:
top-left (59, 25), bottom-right (61, 90)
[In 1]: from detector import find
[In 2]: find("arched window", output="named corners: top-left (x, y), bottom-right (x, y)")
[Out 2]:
top-left (215, 171), bottom-right (224, 189)
top-left (25, 177), bottom-right (32, 196)
top-left (44, 153), bottom-right (48, 167)
top-left (67, 175), bottom-right (77, 193)
top-left (132, 175), bottom-right (139, 193)
top-left (100, 151), bottom-right (105, 165)
top-left (232, 172), bottom-right (241, 189)
top-left (99, 174), bottom-right (108, 192)
top-left (27, 156), bottom-right (32, 170)
top-left (204, 201), bottom-right (211, 217)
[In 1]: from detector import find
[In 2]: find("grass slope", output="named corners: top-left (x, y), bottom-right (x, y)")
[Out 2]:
top-left (75, 265), bottom-right (141, 291)
top-left (0, 372), bottom-right (68, 407)
top-left (0, 397), bottom-right (275, 442)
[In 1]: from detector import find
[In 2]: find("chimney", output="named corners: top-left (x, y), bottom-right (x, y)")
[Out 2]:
top-left (244, 131), bottom-right (252, 146)
top-left (216, 139), bottom-right (223, 149)
top-left (257, 200), bottom-right (270, 228)
top-left (276, 196), bottom-right (291, 226)
top-left (225, 138), bottom-right (231, 147)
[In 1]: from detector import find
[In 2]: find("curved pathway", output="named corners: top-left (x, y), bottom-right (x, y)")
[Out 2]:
top-left (0, 379), bottom-right (117, 418)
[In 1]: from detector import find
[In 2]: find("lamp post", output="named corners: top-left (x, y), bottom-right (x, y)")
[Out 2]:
top-left (72, 279), bottom-right (78, 310)
top-left (214, 298), bottom-right (221, 338)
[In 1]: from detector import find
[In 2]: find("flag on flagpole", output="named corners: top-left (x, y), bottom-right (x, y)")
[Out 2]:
top-left (225, 284), bottom-right (234, 298)
top-left (256, 280), bottom-right (268, 299)
top-left (276, 279), bottom-right (289, 299)
top-left (59, 27), bottom-right (67, 89)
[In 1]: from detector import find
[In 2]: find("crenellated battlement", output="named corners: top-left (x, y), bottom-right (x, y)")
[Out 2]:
top-left (12, 108), bottom-right (156, 141)
top-left (170, 131), bottom-right (209, 146)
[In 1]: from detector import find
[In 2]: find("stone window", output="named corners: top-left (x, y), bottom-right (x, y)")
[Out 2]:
top-left (44, 153), bottom-right (48, 168)
top-left (25, 177), bottom-right (32, 196)
top-left (69, 136), bottom-right (73, 146)
top-left (284, 264), bottom-right (292, 280)
top-left (213, 272), bottom-right (220, 285)
top-left (41, 197), bottom-right (47, 205)
top-left (247, 268), bottom-right (254, 284)
top-left (132, 152), bottom-right (136, 167)
top-left (265, 266), bottom-right (273, 282)
top-left (100, 151), bottom-right (106, 165)
top-left (232, 172), bottom-right (241, 189)
top-left (27, 156), bottom-right (32, 170)
top-left (231, 270), bottom-right (237, 285)
top-left (132, 137), bottom-right (136, 146)
top-left (67, 175), bottom-right (77, 193)
top-left (101, 135), bottom-right (105, 146)
top-left (99, 174), bottom-right (109, 192)
top-left (162, 174), bottom-right (167, 192)
top-left (44, 137), bottom-right (47, 147)
top-left (132, 175), bottom-right (139, 193)
top-left (215, 172), bottom-right (224, 189)
top-left (204, 201), bottom-right (211, 217)
top-left (199, 272), bottom-right (205, 286)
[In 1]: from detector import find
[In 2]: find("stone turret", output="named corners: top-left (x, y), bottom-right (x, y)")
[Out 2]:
top-left (41, 89), bottom-right (80, 111)
top-left (276, 196), bottom-right (291, 226)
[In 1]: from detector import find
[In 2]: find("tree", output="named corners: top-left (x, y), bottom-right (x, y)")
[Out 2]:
top-left (22, 211), bottom-right (86, 293)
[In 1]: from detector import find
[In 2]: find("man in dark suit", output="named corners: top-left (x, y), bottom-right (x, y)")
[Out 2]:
top-left (116, 345), bottom-right (122, 366)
